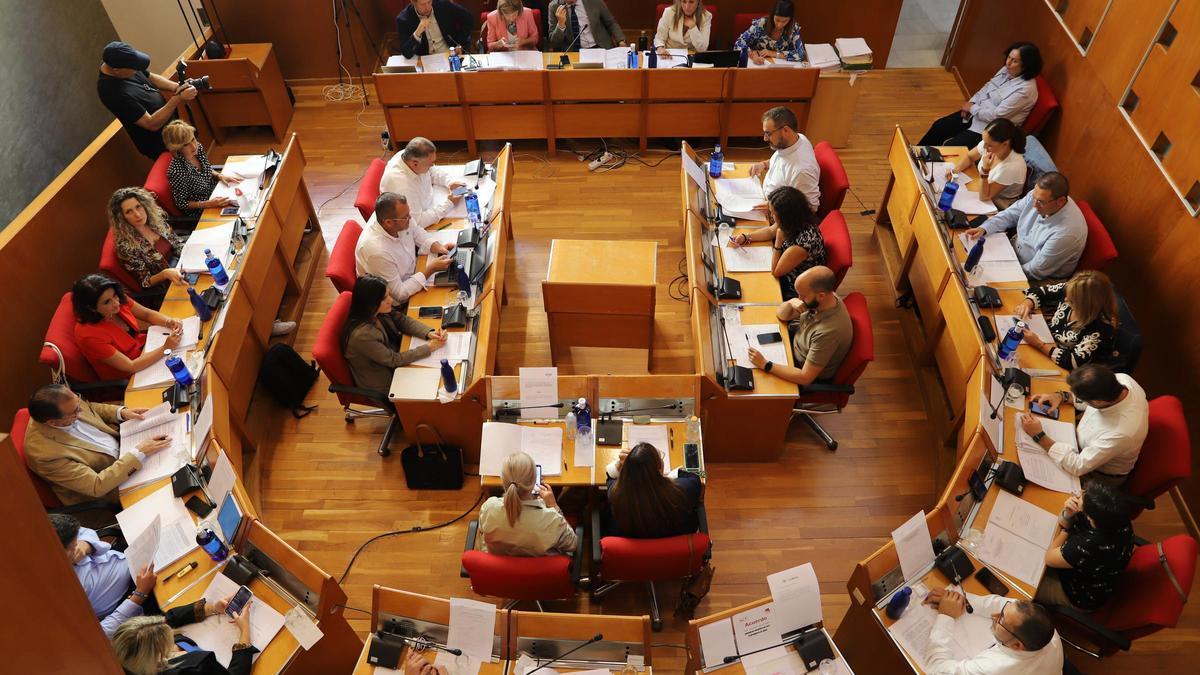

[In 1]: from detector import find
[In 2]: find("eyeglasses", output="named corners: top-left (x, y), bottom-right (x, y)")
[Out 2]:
top-left (762, 127), bottom-right (782, 140)
top-left (992, 602), bottom-right (1020, 646)
top-left (1032, 196), bottom-right (1062, 207)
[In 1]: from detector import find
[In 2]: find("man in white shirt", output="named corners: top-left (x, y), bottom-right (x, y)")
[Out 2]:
top-left (355, 192), bottom-right (455, 304)
top-left (1019, 364), bottom-right (1149, 486)
top-left (379, 137), bottom-right (467, 230)
top-left (924, 588), bottom-right (1063, 675)
top-left (50, 513), bottom-right (157, 637)
top-left (749, 106), bottom-right (821, 213)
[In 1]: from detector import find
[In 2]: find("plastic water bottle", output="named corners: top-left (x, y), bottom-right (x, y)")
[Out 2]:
top-left (439, 358), bottom-right (457, 393)
top-left (997, 321), bottom-right (1025, 361)
top-left (885, 587), bottom-right (912, 620)
top-left (564, 411), bottom-right (577, 439)
top-left (465, 191), bottom-right (482, 227)
top-left (204, 248), bottom-right (229, 285)
top-left (709, 144), bottom-right (724, 178)
top-left (449, 47), bottom-right (462, 72)
top-left (738, 46), bottom-right (749, 68)
top-left (648, 49), bottom-right (658, 69)
top-left (164, 351), bottom-right (194, 387)
top-left (573, 397), bottom-right (592, 432)
top-left (686, 416), bottom-right (701, 443)
top-left (627, 46), bottom-right (637, 69)
top-left (234, 187), bottom-right (249, 213)
top-left (195, 526), bottom-right (228, 562)
top-left (937, 180), bottom-right (960, 212)
top-left (187, 286), bottom-right (212, 321)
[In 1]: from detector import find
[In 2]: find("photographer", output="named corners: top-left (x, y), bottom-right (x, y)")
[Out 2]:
top-left (97, 41), bottom-right (197, 159)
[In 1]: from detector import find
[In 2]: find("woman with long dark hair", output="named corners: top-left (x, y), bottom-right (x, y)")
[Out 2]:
top-left (734, 0), bottom-right (805, 64)
top-left (72, 273), bottom-right (182, 380)
top-left (605, 443), bottom-right (702, 538)
top-left (728, 186), bottom-right (827, 299)
top-left (342, 274), bottom-right (446, 393)
top-left (949, 117), bottom-right (1029, 209)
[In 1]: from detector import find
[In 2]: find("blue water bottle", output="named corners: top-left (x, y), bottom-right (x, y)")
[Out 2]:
top-left (938, 180), bottom-right (960, 212)
top-left (885, 587), bottom-right (913, 620)
top-left (440, 358), bottom-right (457, 393)
top-left (187, 286), bottom-right (212, 321)
top-left (573, 397), bottom-right (591, 432)
top-left (648, 49), bottom-right (658, 69)
top-left (627, 46), bottom-right (637, 69)
top-left (204, 248), bottom-right (229, 285)
top-left (164, 351), bottom-right (194, 387)
top-left (195, 526), bottom-right (229, 562)
top-left (465, 191), bottom-right (481, 227)
top-left (449, 47), bottom-right (462, 72)
top-left (997, 321), bottom-right (1025, 361)
top-left (709, 144), bottom-right (723, 178)
top-left (738, 46), bottom-right (749, 68)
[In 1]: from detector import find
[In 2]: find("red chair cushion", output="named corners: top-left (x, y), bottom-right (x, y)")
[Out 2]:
top-left (326, 221), bottom-right (362, 294)
top-left (1092, 535), bottom-right (1197, 635)
top-left (39, 292), bottom-right (101, 383)
top-left (461, 550), bottom-right (576, 600)
top-left (1075, 201), bottom-right (1118, 272)
top-left (600, 533), bottom-right (709, 582)
top-left (311, 292), bottom-right (374, 407)
top-left (735, 13), bottom-right (760, 39)
top-left (797, 292), bottom-right (874, 408)
top-left (1023, 75), bottom-right (1059, 136)
top-left (355, 158), bottom-right (387, 221)
top-left (657, 3), bottom-right (669, 22)
top-left (143, 152), bottom-right (182, 217)
top-left (99, 228), bottom-right (142, 292)
top-left (1124, 396), bottom-right (1191, 518)
top-left (814, 141), bottom-right (849, 217)
top-left (10, 409), bottom-right (63, 508)
top-left (818, 210), bottom-right (853, 289)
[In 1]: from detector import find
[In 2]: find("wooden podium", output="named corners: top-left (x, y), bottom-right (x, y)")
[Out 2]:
top-left (542, 239), bottom-right (657, 368)
top-left (184, 43), bottom-right (293, 143)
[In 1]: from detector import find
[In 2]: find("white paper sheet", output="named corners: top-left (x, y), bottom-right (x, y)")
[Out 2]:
top-left (519, 367), bottom-right (559, 419)
top-left (952, 186), bottom-right (998, 215)
top-left (439, 177), bottom-right (499, 220)
top-left (886, 600), bottom-right (938, 672)
top-left (1016, 417), bottom-right (1077, 452)
top-left (481, 50), bottom-right (544, 70)
top-left (720, 240), bottom-right (774, 273)
top-left (745, 324), bottom-right (789, 369)
top-left (572, 427), bottom-right (595, 468)
top-left (1018, 446), bottom-right (1081, 494)
top-left (130, 351), bottom-right (188, 389)
top-left (626, 424), bottom-right (670, 474)
top-left (283, 606), bottom-right (324, 650)
top-left (698, 617), bottom-right (739, 668)
top-left (748, 58), bottom-right (800, 69)
top-left (834, 37), bottom-right (872, 58)
top-left (479, 423), bottom-right (563, 477)
top-left (958, 233), bottom-right (1017, 262)
top-left (644, 48), bottom-right (689, 66)
top-left (123, 514), bottom-right (161, 577)
top-left (767, 563), bottom-right (822, 635)
top-left (409, 332), bottom-right (474, 368)
top-left (146, 316), bottom-right (202, 354)
top-left (973, 259), bottom-right (1028, 284)
top-left (682, 149), bottom-right (708, 190)
top-left (179, 573), bottom-right (286, 668)
top-left (714, 176), bottom-right (766, 213)
top-left (976, 526), bottom-right (1047, 587)
top-left (741, 647), bottom-right (801, 674)
top-left (435, 651), bottom-right (482, 675)
top-left (119, 405), bottom-right (191, 489)
top-left (993, 314), bottom-right (1054, 345)
top-left (179, 222), bottom-right (236, 273)
top-left (989, 491), bottom-right (1060, 549)
top-left (192, 393), bottom-right (215, 458)
top-left (892, 511), bottom-right (936, 582)
top-left (114, 484), bottom-right (198, 569)
top-left (721, 305), bottom-right (752, 368)
top-left (447, 597), bottom-right (497, 661)
top-left (578, 48), bottom-right (607, 65)
top-left (980, 375), bottom-right (1004, 453)
top-left (421, 53), bottom-right (451, 72)
top-left (732, 602), bottom-right (781, 655)
top-left (804, 43), bottom-right (841, 70)
top-left (220, 155), bottom-right (267, 181)
top-left (207, 448), bottom-right (238, 505)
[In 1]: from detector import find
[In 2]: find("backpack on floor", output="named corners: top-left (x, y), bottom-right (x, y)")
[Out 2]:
top-left (258, 343), bottom-right (319, 418)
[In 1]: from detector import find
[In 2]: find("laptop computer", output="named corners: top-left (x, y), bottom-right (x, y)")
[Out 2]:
top-left (693, 50), bottom-right (740, 68)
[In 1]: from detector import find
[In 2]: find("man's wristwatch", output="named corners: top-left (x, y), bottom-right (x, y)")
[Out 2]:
top-left (131, 590), bottom-right (148, 600)
top-left (1032, 431), bottom-right (1046, 443)
top-left (763, 361), bottom-right (774, 373)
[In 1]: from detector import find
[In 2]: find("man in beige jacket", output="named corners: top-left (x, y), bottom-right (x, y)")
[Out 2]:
top-left (23, 384), bottom-right (171, 505)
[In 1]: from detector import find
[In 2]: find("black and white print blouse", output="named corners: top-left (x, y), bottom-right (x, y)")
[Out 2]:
top-left (166, 142), bottom-right (219, 217)
top-left (1024, 282), bottom-right (1117, 371)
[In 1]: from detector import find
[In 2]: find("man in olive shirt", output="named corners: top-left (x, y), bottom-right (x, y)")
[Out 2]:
top-left (748, 266), bottom-right (853, 386)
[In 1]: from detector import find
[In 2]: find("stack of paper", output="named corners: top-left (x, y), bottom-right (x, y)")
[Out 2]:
top-left (886, 584), bottom-right (995, 672)
top-left (409, 332), bottom-right (474, 368)
top-left (383, 54), bottom-right (419, 72)
top-left (717, 235), bottom-right (774, 273)
top-left (976, 491), bottom-right (1058, 586)
top-left (834, 37), bottom-right (873, 70)
top-left (130, 352), bottom-right (186, 390)
top-left (805, 43), bottom-right (841, 71)
top-left (145, 316), bottom-right (202, 354)
top-left (220, 156), bottom-right (267, 181)
top-left (579, 47), bottom-right (632, 69)
top-left (480, 422), bottom-right (563, 476)
top-left (118, 402), bottom-right (191, 490)
top-left (478, 51), bottom-right (544, 70)
top-left (420, 53), bottom-right (451, 73)
top-left (713, 176), bottom-right (765, 214)
top-left (179, 222), bottom-right (236, 273)
top-left (115, 484), bottom-right (198, 570)
top-left (178, 573), bottom-right (286, 668)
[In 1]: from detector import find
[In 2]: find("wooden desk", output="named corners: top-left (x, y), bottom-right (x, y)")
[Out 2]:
top-left (184, 43), bottom-right (293, 144)
top-left (509, 609), bottom-right (653, 671)
top-left (686, 597), bottom-right (852, 673)
top-left (543, 239), bottom-right (657, 368)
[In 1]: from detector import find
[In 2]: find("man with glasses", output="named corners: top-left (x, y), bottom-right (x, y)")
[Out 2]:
top-left (22, 385), bottom-right (170, 504)
top-left (749, 106), bottom-right (821, 213)
top-left (965, 171), bottom-right (1087, 280)
top-left (355, 192), bottom-right (455, 304)
top-left (923, 588), bottom-right (1062, 673)
top-left (380, 137), bottom-right (469, 230)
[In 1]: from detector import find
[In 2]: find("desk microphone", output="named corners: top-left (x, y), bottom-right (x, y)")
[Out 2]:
top-left (526, 633), bottom-right (604, 674)
top-left (381, 619), bottom-right (464, 657)
top-left (395, 634), bottom-right (463, 657)
top-left (722, 635), bottom-right (800, 664)
top-left (494, 402), bottom-right (566, 417)
top-left (558, 8), bottom-right (587, 57)
top-left (445, 34), bottom-right (480, 70)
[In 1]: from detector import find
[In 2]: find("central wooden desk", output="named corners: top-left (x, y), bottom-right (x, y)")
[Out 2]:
top-left (543, 239), bottom-right (657, 368)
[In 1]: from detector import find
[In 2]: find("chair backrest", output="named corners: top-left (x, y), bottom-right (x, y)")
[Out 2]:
top-left (143, 152), bottom-right (183, 218)
top-left (1099, 535), bottom-right (1197, 639)
top-left (813, 141), bottom-right (849, 217)
top-left (818, 210), bottom-right (852, 289)
top-left (1021, 135), bottom-right (1058, 196)
top-left (827, 292), bottom-right (874, 407)
top-left (1110, 291), bottom-right (1142, 374)
top-left (1123, 396), bottom-right (1191, 518)
top-left (600, 532), bottom-right (710, 582)
top-left (1023, 75), bottom-right (1059, 136)
top-left (1075, 200), bottom-right (1119, 272)
top-left (326, 220), bottom-right (362, 294)
top-left (461, 550), bottom-right (576, 600)
top-left (354, 158), bottom-right (387, 221)
top-left (734, 13), bottom-right (760, 39)
top-left (99, 228), bottom-right (142, 293)
top-left (39, 292), bottom-right (101, 383)
top-left (312, 292), bottom-right (385, 408)
top-left (9, 408), bottom-right (64, 509)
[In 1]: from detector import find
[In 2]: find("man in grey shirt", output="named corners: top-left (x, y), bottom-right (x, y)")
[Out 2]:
top-left (966, 172), bottom-right (1088, 281)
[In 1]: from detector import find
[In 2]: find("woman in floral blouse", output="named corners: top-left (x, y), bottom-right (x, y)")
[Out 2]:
top-left (107, 186), bottom-right (186, 293)
top-left (734, 0), bottom-right (805, 64)
top-left (1014, 270), bottom-right (1119, 371)
top-left (728, 186), bottom-right (826, 300)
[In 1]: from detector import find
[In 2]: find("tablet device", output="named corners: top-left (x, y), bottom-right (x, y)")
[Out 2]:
top-left (217, 491), bottom-right (245, 545)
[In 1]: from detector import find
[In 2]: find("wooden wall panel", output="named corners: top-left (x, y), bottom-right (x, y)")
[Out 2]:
top-left (1053, 0), bottom-right (1111, 49)
top-left (1086, 0), bottom-right (1175, 99)
top-left (950, 0), bottom-right (1200, 518)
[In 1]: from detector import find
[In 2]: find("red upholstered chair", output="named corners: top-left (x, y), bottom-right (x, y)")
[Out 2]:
top-left (1074, 200), bottom-right (1119, 272)
top-left (1122, 396), bottom-right (1191, 520)
top-left (1047, 535), bottom-right (1197, 657)
top-left (734, 13), bottom-right (761, 40)
top-left (9, 408), bottom-right (120, 517)
top-left (38, 292), bottom-right (128, 400)
top-left (460, 520), bottom-right (584, 609)
top-left (813, 141), bottom-right (849, 218)
top-left (1023, 75), bottom-right (1059, 137)
top-left (818, 210), bottom-right (853, 289)
top-left (143, 152), bottom-right (184, 218)
top-left (99, 229), bottom-right (142, 292)
top-left (311, 292), bottom-right (399, 456)
top-left (355, 158), bottom-right (387, 221)
top-left (326, 220), bottom-right (363, 294)
top-left (590, 505), bottom-right (711, 631)
top-left (793, 292), bottom-right (874, 450)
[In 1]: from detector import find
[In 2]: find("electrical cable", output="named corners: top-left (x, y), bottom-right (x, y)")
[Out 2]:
top-left (331, 604), bottom-right (373, 616)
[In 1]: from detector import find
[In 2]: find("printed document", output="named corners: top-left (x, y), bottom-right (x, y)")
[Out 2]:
top-left (718, 236), bottom-right (774, 273)
top-left (714, 176), bottom-right (766, 213)
top-left (448, 597), bottom-right (497, 660)
top-left (518, 367), bottom-right (559, 419)
top-left (992, 314), bottom-right (1054, 344)
top-left (892, 511), bottom-right (936, 582)
top-left (145, 316), bottom-right (202, 353)
top-left (976, 492), bottom-right (1058, 587)
top-left (409, 332), bottom-right (474, 368)
top-left (118, 403), bottom-right (190, 490)
top-left (732, 602), bottom-right (780, 655)
top-left (766, 563), bottom-right (822, 635)
top-left (178, 572), bottom-right (286, 668)
top-left (115, 484), bottom-right (198, 569)
top-left (1018, 445), bottom-right (1081, 493)
top-left (626, 424), bottom-right (670, 473)
top-left (179, 222), bottom-right (236, 273)
top-left (698, 617), bottom-right (738, 668)
top-left (958, 233), bottom-right (1018, 262)
top-left (480, 423), bottom-right (563, 476)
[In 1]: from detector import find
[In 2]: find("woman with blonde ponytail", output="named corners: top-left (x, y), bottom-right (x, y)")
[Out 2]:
top-left (478, 451), bottom-right (578, 556)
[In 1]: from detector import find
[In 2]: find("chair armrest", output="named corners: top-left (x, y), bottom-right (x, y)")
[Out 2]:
top-left (1045, 603), bottom-right (1132, 652)
top-left (799, 382), bottom-right (855, 395)
top-left (591, 507), bottom-right (603, 567)
top-left (460, 520), bottom-right (480, 578)
top-left (328, 383), bottom-right (392, 410)
top-left (569, 525), bottom-right (585, 585)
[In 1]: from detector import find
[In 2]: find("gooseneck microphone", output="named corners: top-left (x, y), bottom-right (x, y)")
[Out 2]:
top-left (722, 636), bottom-right (800, 664)
top-left (526, 633), bottom-right (604, 674)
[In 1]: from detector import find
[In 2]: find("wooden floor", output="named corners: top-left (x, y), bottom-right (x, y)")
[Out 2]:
top-left (219, 69), bottom-right (1200, 673)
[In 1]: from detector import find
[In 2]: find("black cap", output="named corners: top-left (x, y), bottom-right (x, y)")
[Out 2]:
top-left (102, 41), bottom-right (150, 70)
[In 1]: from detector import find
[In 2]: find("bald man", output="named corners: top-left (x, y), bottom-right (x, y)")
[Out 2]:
top-left (748, 266), bottom-right (852, 386)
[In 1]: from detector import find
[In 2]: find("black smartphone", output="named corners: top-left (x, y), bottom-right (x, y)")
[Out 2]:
top-left (451, 186), bottom-right (470, 197)
top-left (185, 272), bottom-right (200, 285)
top-left (684, 443), bottom-right (700, 471)
top-left (220, 206), bottom-right (240, 216)
top-left (185, 495), bottom-right (214, 517)
top-left (757, 332), bottom-right (783, 345)
top-left (418, 306), bottom-right (444, 319)
top-left (974, 567), bottom-right (1010, 596)
top-left (1030, 400), bottom-right (1060, 420)
top-left (534, 464), bottom-right (543, 486)
top-left (226, 585), bottom-right (253, 617)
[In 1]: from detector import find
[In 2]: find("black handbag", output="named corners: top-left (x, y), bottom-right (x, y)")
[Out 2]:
top-left (400, 424), bottom-right (464, 490)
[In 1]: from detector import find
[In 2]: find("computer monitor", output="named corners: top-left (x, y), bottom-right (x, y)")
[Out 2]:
top-left (217, 491), bottom-right (245, 545)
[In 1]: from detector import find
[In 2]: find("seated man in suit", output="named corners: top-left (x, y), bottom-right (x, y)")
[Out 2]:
top-left (547, 0), bottom-right (626, 51)
top-left (49, 514), bottom-right (157, 637)
top-left (23, 384), bottom-right (171, 505)
top-left (748, 266), bottom-right (852, 386)
top-left (379, 137), bottom-right (467, 230)
top-left (396, 0), bottom-right (474, 58)
top-left (355, 192), bottom-right (456, 304)
top-left (749, 106), bottom-right (821, 213)
top-left (965, 171), bottom-right (1087, 281)
top-left (923, 589), bottom-right (1063, 674)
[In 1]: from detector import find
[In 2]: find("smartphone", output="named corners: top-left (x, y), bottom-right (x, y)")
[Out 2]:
top-left (974, 567), bottom-right (1010, 596)
top-left (451, 186), bottom-right (470, 197)
top-left (226, 585), bottom-right (252, 617)
top-left (534, 464), bottom-right (543, 487)
top-left (757, 332), bottom-right (783, 345)
top-left (220, 206), bottom-right (240, 216)
top-left (185, 495), bottom-right (214, 518)
top-left (417, 306), bottom-right (444, 319)
top-left (185, 272), bottom-right (201, 285)
top-left (684, 443), bottom-right (700, 471)
top-left (1030, 400), bottom-right (1060, 420)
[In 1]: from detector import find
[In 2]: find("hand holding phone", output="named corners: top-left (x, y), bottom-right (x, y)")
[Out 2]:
top-left (1030, 400), bottom-right (1060, 420)
top-left (226, 585), bottom-right (252, 618)
top-left (534, 464), bottom-right (543, 487)
top-left (451, 186), bottom-right (470, 197)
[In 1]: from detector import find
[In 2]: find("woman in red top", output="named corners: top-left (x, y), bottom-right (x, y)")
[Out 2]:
top-left (72, 273), bottom-right (183, 380)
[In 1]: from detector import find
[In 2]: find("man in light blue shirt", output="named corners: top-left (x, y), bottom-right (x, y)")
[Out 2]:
top-left (966, 171), bottom-right (1088, 280)
top-left (50, 514), bottom-right (157, 637)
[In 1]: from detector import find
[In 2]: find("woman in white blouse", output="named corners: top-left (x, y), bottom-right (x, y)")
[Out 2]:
top-left (654, 0), bottom-right (711, 54)
top-left (477, 451), bottom-right (578, 556)
top-left (949, 118), bottom-right (1029, 210)
top-left (919, 41), bottom-right (1041, 148)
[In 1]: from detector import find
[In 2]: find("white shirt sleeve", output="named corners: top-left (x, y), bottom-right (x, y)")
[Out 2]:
top-left (429, 164), bottom-right (457, 188)
top-left (1048, 431), bottom-right (1131, 477)
top-left (364, 248), bottom-right (427, 303)
top-left (687, 18), bottom-right (711, 53)
top-left (378, 155), bottom-right (405, 196)
top-left (653, 11), bottom-right (671, 48)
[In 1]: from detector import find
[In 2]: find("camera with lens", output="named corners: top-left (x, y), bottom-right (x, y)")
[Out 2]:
top-left (175, 59), bottom-right (212, 92)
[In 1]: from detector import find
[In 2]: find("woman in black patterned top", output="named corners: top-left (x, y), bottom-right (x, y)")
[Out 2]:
top-left (1036, 483), bottom-right (1134, 611)
top-left (1014, 270), bottom-right (1119, 370)
top-left (162, 120), bottom-right (239, 218)
top-left (728, 186), bottom-right (826, 300)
